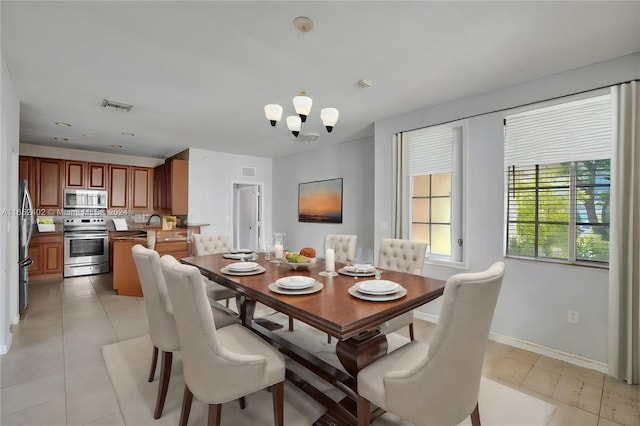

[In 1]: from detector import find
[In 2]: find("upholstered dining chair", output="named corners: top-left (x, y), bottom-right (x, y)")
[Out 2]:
top-left (191, 233), bottom-right (237, 306)
top-left (131, 244), bottom-right (237, 419)
top-left (376, 238), bottom-right (428, 340)
top-left (325, 234), bottom-right (358, 263)
top-left (357, 262), bottom-right (505, 426)
top-left (160, 255), bottom-right (286, 426)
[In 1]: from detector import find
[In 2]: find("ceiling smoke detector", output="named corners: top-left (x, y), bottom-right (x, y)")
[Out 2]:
top-left (102, 99), bottom-right (133, 112)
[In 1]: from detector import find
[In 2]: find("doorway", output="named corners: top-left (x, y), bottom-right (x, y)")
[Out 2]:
top-left (232, 183), bottom-right (262, 251)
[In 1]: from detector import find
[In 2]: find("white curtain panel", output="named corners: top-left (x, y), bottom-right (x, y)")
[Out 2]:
top-left (608, 80), bottom-right (640, 385)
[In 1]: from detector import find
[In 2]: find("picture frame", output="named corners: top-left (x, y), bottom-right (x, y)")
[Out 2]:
top-left (298, 178), bottom-right (343, 223)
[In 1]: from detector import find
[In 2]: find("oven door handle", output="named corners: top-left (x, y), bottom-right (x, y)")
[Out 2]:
top-left (65, 233), bottom-right (109, 239)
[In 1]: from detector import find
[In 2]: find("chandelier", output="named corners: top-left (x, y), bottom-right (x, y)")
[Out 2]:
top-left (264, 93), bottom-right (339, 138)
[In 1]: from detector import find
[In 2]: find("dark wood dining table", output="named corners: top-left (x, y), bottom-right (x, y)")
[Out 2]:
top-left (182, 253), bottom-right (446, 425)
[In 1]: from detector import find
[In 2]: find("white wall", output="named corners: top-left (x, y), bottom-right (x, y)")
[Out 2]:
top-left (374, 52), bottom-right (640, 364)
top-left (272, 137), bottom-right (375, 259)
top-left (188, 148), bottom-right (273, 243)
top-left (1, 52), bottom-right (20, 353)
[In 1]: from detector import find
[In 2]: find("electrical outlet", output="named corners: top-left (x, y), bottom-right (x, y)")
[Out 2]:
top-left (568, 310), bottom-right (579, 324)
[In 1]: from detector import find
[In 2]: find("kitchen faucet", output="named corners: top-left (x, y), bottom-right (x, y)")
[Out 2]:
top-left (145, 214), bottom-right (161, 226)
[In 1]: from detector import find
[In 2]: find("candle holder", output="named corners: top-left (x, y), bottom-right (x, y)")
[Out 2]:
top-left (319, 240), bottom-right (338, 277)
top-left (272, 232), bottom-right (285, 263)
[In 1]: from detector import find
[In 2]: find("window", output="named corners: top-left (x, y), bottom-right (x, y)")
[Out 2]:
top-left (505, 93), bottom-right (611, 265)
top-left (404, 123), bottom-right (464, 262)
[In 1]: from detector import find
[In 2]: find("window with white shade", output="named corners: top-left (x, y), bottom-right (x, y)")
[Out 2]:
top-left (504, 93), bottom-right (612, 265)
top-left (405, 122), bottom-right (464, 262)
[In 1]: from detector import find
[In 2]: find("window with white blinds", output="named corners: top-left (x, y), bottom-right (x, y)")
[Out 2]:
top-left (406, 123), bottom-right (463, 262)
top-left (504, 93), bottom-right (612, 265)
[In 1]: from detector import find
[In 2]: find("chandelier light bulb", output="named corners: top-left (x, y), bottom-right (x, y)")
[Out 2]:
top-left (286, 115), bottom-right (302, 137)
top-left (320, 108), bottom-right (339, 133)
top-left (293, 94), bottom-right (312, 122)
top-left (264, 104), bottom-right (283, 127)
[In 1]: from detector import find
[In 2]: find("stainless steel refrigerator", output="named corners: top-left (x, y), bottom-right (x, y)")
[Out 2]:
top-left (18, 179), bottom-right (34, 312)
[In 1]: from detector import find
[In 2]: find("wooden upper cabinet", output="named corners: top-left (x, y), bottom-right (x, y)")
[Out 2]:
top-left (35, 158), bottom-right (63, 209)
top-left (87, 163), bottom-right (107, 189)
top-left (19, 156), bottom-right (36, 199)
top-left (130, 167), bottom-right (153, 211)
top-left (109, 165), bottom-right (129, 209)
top-left (65, 161), bottom-right (85, 188)
top-left (154, 159), bottom-right (188, 215)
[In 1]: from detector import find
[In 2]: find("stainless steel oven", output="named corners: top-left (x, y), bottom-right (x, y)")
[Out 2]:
top-left (63, 217), bottom-right (109, 277)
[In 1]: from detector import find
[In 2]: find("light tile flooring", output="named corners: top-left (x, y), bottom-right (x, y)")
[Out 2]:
top-left (2, 274), bottom-right (639, 426)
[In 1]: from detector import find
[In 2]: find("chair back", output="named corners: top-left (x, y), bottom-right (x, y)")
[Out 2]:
top-left (384, 262), bottom-right (505, 426)
top-left (192, 233), bottom-right (230, 255)
top-left (131, 244), bottom-right (179, 352)
top-left (160, 255), bottom-right (266, 400)
top-left (377, 238), bottom-right (427, 274)
top-left (325, 234), bottom-right (357, 263)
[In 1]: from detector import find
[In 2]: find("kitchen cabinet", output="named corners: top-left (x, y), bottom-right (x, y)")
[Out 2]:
top-left (19, 156), bottom-right (36, 199)
top-left (65, 161), bottom-right (107, 189)
top-left (29, 233), bottom-right (63, 280)
top-left (109, 165), bottom-right (129, 209)
top-left (35, 158), bottom-right (64, 210)
top-left (130, 167), bottom-right (153, 212)
top-left (87, 163), bottom-right (107, 189)
top-left (154, 159), bottom-right (188, 215)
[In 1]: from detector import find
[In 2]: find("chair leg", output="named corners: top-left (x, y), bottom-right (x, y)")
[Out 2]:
top-left (239, 396), bottom-right (246, 409)
top-left (153, 351), bottom-right (173, 419)
top-left (357, 395), bottom-right (371, 426)
top-left (179, 385), bottom-right (193, 426)
top-left (147, 346), bottom-right (159, 382)
top-left (207, 404), bottom-right (222, 426)
top-left (288, 316), bottom-right (294, 331)
top-left (272, 381), bottom-right (284, 426)
top-left (471, 402), bottom-right (481, 426)
top-left (327, 334), bottom-right (332, 344)
top-left (409, 322), bottom-right (415, 341)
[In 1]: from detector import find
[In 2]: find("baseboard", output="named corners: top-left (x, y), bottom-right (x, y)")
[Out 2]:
top-left (413, 311), bottom-right (608, 374)
top-left (11, 315), bottom-right (20, 325)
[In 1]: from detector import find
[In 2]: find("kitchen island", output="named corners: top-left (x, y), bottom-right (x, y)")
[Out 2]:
top-left (111, 225), bottom-right (203, 296)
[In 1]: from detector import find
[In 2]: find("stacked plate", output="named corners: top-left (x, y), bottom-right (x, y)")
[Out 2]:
top-left (221, 261), bottom-right (264, 276)
top-left (349, 279), bottom-right (407, 301)
top-left (223, 249), bottom-right (256, 260)
top-left (268, 276), bottom-right (323, 295)
top-left (339, 264), bottom-right (377, 277)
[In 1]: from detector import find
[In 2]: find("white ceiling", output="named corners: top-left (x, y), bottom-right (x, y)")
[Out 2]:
top-left (2, 1), bottom-right (639, 159)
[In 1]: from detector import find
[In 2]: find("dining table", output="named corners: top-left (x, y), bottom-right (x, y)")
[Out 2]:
top-left (181, 253), bottom-right (446, 425)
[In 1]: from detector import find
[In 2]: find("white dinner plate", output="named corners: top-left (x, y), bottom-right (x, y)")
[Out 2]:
top-left (344, 264), bottom-right (376, 273)
top-left (268, 281), bottom-right (323, 295)
top-left (228, 249), bottom-right (254, 254)
top-left (226, 261), bottom-right (259, 272)
top-left (355, 280), bottom-right (400, 295)
top-left (220, 265), bottom-right (265, 276)
top-left (338, 267), bottom-right (377, 277)
top-left (348, 285), bottom-right (407, 301)
top-left (223, 253), bottom-right (258, 260)
top-left (275, 276), bottom-right (316, 289)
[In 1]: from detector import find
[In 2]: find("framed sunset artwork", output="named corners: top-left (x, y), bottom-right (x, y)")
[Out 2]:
top-left (298, 178), bottom-right (343, 223)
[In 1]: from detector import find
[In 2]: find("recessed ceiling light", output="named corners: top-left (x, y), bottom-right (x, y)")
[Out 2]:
top-left (53, 137), bottom-right (68, 141)
top-left (357, 79), bottom-right (372, 88)
top-left (121, 132), bottom-right (135, 137)
top-left (55, 121), bottom-right (72, 127)
top-left (110, 144), bottom-right (123, 148)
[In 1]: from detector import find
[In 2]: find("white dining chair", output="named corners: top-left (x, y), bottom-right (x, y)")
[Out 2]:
top-left (192, 233), bottom-right (237, 306)
top-left (131, 244), bottom-right (237, 419)
top-left (357, 262), bottom-right (505, 426)
top-left (325, 234), bottom-right (357, 263)
top-left (160, 255), bottom-right (286, 426)
top-left (376, 238), bottom-right (428, 340)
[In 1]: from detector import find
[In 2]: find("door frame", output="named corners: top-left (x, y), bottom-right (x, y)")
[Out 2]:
top-left (231, 181), bottom-right (264, 250)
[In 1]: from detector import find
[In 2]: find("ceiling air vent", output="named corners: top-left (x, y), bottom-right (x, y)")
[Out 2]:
top-left (241, 167), bottom-right (256, 177)
top-left (102, 99), bottom-right (133, 112)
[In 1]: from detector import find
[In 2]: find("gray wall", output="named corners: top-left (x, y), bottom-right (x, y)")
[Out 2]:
top-left (374, 52), bottom-right (640, 364)
top-left (272, 137), bottom-right (375, 258)
top-left (1, 52), bottom-right (20, 353)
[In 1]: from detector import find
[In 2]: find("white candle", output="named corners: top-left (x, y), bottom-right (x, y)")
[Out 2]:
top-left (325, 248), bottom-right (335, 272)
top-left (275, 243), bottom-right (284, 259)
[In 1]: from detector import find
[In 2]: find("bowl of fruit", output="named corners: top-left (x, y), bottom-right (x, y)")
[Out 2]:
top-left (283, 247), bottom-right (317, 270)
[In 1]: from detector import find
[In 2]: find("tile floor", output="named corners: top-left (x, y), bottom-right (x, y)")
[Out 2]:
top-left (1, 274), bottom-right (638, 426)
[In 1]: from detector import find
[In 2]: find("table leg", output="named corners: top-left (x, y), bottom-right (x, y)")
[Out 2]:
top-left (335, 330), bottom-right (388, 378)
top-left (237, 294), bottom-right (256, 326)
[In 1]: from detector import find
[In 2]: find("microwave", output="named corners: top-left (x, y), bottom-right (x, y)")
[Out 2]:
top-left (63, 189), bottom-right (108, 209)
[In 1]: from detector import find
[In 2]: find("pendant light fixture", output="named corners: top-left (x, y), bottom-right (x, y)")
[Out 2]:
top-left (263, 17), bottom-right (339, 138)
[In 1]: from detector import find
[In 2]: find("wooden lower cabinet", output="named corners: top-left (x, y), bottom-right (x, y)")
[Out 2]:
top-left (29, 233), bottom-right (63, 280)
